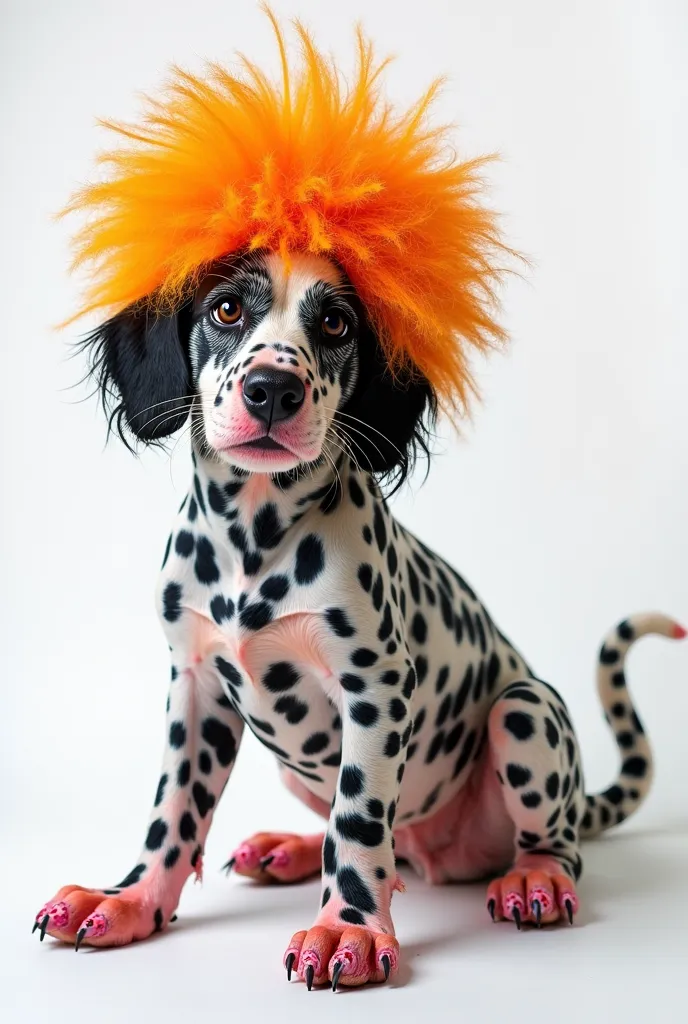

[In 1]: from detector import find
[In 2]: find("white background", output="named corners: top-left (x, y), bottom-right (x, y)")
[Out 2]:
top-left (1, 1), bottom-right (686, 1021)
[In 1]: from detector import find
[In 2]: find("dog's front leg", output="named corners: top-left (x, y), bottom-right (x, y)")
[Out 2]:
top-left (33, 640), bottom-right (244, 948)
top-left (285, 655), bottom-right (415, 990)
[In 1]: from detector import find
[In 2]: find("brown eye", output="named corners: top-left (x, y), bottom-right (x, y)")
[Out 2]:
top-left (321, 310), bottom-right (348, 339)
top-left (212, 297), bottom-right (243, 326)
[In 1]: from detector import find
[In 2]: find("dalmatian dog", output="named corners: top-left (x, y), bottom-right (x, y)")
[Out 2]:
top-left (34, 249), bottom-right (685, 989)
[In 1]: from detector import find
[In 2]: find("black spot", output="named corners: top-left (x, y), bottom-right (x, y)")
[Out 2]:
top-left (581, 811), bottom-right (593, 830)
top-left (611, 671), bottom-right (626, 688)
top-left (162, 582), bottom-right (182, 622)
top-left (367, 799), bottom-right (384, 818)
top-left (326, 607), bottom-right (356, 638)
top-left (372, 573), bottom-right (384, 611)
top-left (545, 772), bottom-right (560, 800)
top-left (164, 846), bottom-right (180, 870)
top-left (340, 907), bottom-right (366, 925)
top-left (243, 550), bottom-right (263, 575)
top-left (375, 866), bottom-right (386, 880)
top-left (599, 644), bottom-right (620, 665)
top-left (210, 595), bottom-right (235, 624)
top-left (600, 804), bottom-right (611, 825)
top-left (566, 805), bottom-right (578, 826)
top-left (617, 730), bottom-right (634, 749)
top-left (617, 619), bottom-right (634, 641)
top-left (192, 781), bottom-right (215, 818)
top-left (362, 524), bottom-right (372, 544)
top-left (302, 732), bottom-right (329, 755)
top-left (387, 801), bottom-right (396, 828)
top-left (146, 819), bottom-right (168, 851)
top-left (503, 687), bottom-right (542, 705)
top-left (194, 536), bottom-right (220, 585)
top-left (435, 694), bottom-right (452, 728)
top-left (322, 750), bottom-right (342, 768)
top-left (358, 563), bottom-right (373, 591)
top-left (335, 813), bottom-right (384, 847)
top-left (295, 534), bottom-right (325, 584)
top-left (452, 665), bottom-right (473, 718)
top-left (321, 886), bottom-right (331, 907)
top-left (260, 575), bottom-right (290, 601)
top-left (611, 702), bottom-right (626, 718)
top-left (506, 763), bottom-right (532, 788)
top-left (337, 866), bottom-right (376, 913)
top-left (411, 611), bottom-right (428, 644)
top-left (187, 496), bottom-right (198, 522)
top-left (351, 701), bottom-right (379, 727)
top-left (621, 755), bottom-right (647, 778)
top-left (340, 765), bottom-right (365, 797)
top-left (387, 545), bottom-right (398, 576)
top-left (415, 654), bottom-right (428, 685)
top-left (407, 562), bottom-right (420, 603)
top-left (162, 534), bottom-right (172, 568)
top-left (389, 697), bottom-right (407, 721)
top-left (521, 791), bottom-right (542, 809)
top-left (323, 835), bottom-right (337, 874)
top-left (115, 863), bottom-right (146, 889)
top-left (384, 732), bottom-right (401, 757)
top-left (179, 812), bottom-right (197, 842)
top-left (377, 603), bottom-right (394, 642)
top-left (521, 830), bottom-right (541, 845)
top-left (603, 784), bottom-right (624, 805)
top-left (402, 668), bottom-right (416, 699)
top-left (504, 711), bottom-right (535, 741)
top-left (444, 721), bottom-right (465, 754)
top-left (202, 717), bottom-right (237, 766)
top-left (154, 907), bottom-right (164, 931)
top-left (425, 731), bottom-right (446, 763)
top-left (412, 707), bottom-right (427, 735)
top-left (253, 503), bottom-right (283, 549)
top-left (373, 504), bottom-right (387, 553)
top-left (486, 652), bottom-right (500, 692)
top-left (154, 774), bottom-right (168, 807)
top-left (240, 600), bottom-right (273, 630)
top-left (421, 784), bottom-right (443, 815)
top-left (340, 673), bottom-right (366, 693)
top-left (435, 666), bottom-right (450, 694)
top-left (544, 718), bottom-right (560, 749)
top-left (177, 760), bottom-right (191, 787)
top-left (198, 750), bottom-right (212, 774)
top-left (169, 721), bottom-right (186, 748)
top-left (348, 477), bottom-right (365, 507)
top-left (452, 729), bottom-right (477, 778)
top-left (263, 661), bottom-right (300, 692)
top-left (351, 647), bottom-right (378, 668)
top-left (175, 530), bottom-right (195, 557)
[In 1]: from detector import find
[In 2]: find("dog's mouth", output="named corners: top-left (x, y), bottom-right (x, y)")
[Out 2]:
top-left (237, 435), bottom-right (288, 451)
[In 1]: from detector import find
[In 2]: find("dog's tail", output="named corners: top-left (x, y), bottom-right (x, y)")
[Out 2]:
top-left (579, 612), bottom-right (686, 839)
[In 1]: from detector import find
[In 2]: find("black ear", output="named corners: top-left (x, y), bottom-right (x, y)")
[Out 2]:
top-left (81, 302), bottom-right (192, 446)
top-left (340, 321), bottom-right (436, 491)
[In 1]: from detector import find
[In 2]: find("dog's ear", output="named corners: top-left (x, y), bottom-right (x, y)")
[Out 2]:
top-left (82, 301), bottom-right (192, 446)
top-left (341, 320), bottom-right (436, 488)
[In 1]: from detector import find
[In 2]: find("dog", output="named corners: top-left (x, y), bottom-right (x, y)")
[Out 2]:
top-left (33, 247), bottom-right (685, 989)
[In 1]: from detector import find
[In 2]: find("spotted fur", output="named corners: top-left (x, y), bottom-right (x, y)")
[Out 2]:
top-left (35, 252), bottom-right (685, 987)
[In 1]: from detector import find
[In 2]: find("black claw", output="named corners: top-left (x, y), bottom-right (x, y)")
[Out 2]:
top-left (487, 898), bottom-right (496, 922)
top-left (381, 954), bottom-right (391, 981)
top-left (170, 915), bottom-right (178, 923)
top-left (285, 952), bottom-right (295, 981)
top-left (331, 960), bottom-right (343, 992)
top-left (32, 919), bottom-right (40, 935)
top-left (39, 915), bottom-right (49, 942)
top-left (222, 857), bottom-right (235, 875)
top-left (564, 899), bottom-right (574, 925)
top-left (532, 899), bottom-right (542, 928)
top-left (259, 855), bottom-right (275, 870)
top-left (306, 964), bottom-right (314, 991)
top-left (512, 906), bottom-right (522, 931)
top-left (74, 928), bottom-right (86, 952)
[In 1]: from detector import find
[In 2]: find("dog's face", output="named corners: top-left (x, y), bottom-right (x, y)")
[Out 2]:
top-left (86, 251), bottom-right (434, 482)
top-left (189, 252), bottom-right (360, 474)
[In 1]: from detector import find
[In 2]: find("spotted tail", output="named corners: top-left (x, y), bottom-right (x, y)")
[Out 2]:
top-left (579, 612), bottom-right (686, 839)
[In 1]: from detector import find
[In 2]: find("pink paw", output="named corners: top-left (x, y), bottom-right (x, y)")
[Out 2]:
top-left (486, 858), bottom-right (579, 928)
top-left (284, 925), bottom-right (399, 990)
top-left (224, 831), bottom-right (323, 883)
top-left (32, 884), bottom-right (176, 949)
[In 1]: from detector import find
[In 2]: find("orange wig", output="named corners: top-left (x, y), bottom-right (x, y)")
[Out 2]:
top-left (64, 7), bottom-right (512, 409)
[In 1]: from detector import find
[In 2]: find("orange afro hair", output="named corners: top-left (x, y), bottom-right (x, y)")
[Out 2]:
top-left (64, 6), bottom-right (512, 409)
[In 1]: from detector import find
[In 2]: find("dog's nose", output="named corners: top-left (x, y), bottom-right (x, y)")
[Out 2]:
top-left (242, 367), bottom-right (305, 424)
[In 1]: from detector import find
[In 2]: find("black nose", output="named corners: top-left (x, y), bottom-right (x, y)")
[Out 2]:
top-left (242, 367), bottom-right (305, 425)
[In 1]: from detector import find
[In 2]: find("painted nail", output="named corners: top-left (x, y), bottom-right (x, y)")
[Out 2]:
top-left (285, 952), bottom-right (295, 981)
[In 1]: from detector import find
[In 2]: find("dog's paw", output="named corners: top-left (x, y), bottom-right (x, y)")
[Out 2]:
top-left (224, 831), bottom-right (323, 883)
top-left (284, 924), bottom-right (399, 990)
top-left (485, 856), bottom-right (579, 928)
top-left (32, 884), bottom-right (176, 949)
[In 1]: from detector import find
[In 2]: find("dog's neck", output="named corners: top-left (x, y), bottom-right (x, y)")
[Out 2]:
top-left (190, 444), bottom-right (358, 568)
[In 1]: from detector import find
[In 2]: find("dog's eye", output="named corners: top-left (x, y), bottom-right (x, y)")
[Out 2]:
top-left (211, 297), bottom-right (243, 326)
top-left (321, 310), bottom-right (349, 339)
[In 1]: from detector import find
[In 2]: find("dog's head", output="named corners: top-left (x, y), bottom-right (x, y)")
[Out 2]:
top-left (85, 250), bottom-right (435, 487)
